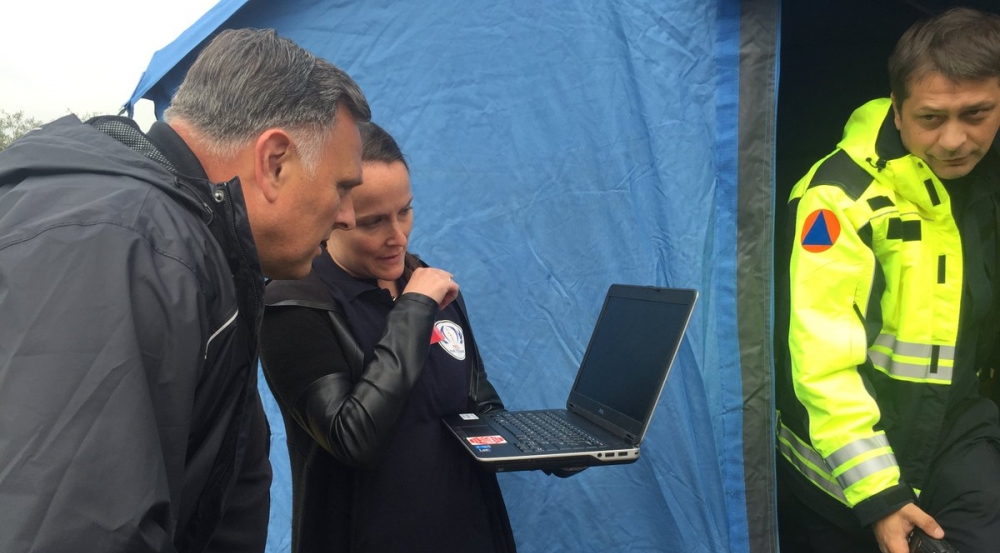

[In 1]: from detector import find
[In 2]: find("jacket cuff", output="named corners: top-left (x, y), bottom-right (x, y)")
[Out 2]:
top-left (396, 292), bottom-right (439, 309)
top-left (852, 483), bottom-right (916, 527)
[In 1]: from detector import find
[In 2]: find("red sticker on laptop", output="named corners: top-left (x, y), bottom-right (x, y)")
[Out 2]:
top-left (431, 326), bottom-right (446, 345)
top-left (467, 435), bottom-right (507, 445)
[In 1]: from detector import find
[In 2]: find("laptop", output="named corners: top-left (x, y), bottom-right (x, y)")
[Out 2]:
top-left (443, 284), bottom-right (697, 472)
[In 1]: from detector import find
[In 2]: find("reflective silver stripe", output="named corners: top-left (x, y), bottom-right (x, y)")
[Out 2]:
top-left (205, 310), bottom-right (239, 360)
top-left (869, 350), bottom-right (953, 382)
top-left (835, 451), bottom-right (898, 490)
top-left (826, 434), bottom-right (890, 472)
top-left (872, 333), bottom-right (955, 362)
top-left (777, 424), bottom-right (848, 503)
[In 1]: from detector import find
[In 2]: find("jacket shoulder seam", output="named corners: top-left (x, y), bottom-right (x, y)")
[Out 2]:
top-left (808, 150), bottom-right (874, 201)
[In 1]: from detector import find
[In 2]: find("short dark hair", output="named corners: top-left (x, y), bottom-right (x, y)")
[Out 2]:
top-left (889, 7), bottom-right (1000, 106)
top-left (359, 122), bottom-right (408, 171)
top-left (165, 28), bottom-right (371, 169)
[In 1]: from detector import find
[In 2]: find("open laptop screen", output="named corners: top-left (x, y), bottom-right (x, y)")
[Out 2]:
top-left (568, 286), bottom-right (696, 441)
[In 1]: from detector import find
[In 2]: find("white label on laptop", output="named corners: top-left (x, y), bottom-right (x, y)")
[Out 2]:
top-left (468, 435), bottom-right (507, 445)
top-left (434, 320), bottom-right (466, 360)
top-left (459, 413), bottom-right (479, 420)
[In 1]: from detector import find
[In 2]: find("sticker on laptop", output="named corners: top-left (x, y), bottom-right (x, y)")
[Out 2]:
top-left (459, 413), bottom-right (479, 420)
top-left (475, 445), bottom-right (492, 452)
top-left (467, 435), bottom-right (507, 445)
top-left (434, 320), bottom-right (466, 360)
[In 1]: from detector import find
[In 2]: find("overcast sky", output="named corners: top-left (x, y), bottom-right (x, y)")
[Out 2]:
top-left (1, 0), bottom-right (219, 129)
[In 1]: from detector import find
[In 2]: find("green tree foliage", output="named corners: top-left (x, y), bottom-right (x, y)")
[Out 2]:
top-left (0, 110), bottom-right (43, 151)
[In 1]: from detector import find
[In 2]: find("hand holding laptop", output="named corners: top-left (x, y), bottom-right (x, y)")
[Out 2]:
top-left (444, 285), bottom-right (698, 473)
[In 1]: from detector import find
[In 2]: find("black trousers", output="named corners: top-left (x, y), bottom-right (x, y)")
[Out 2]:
top-left (778, 437), bottom-right (1000, 553)
top-left (919, 436), bottom-right (1000, 553)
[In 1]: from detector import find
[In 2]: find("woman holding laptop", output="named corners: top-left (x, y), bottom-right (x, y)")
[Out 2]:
top-left (259, 122), bottom-right (516, 553)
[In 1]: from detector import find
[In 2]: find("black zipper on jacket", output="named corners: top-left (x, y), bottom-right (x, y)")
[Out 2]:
top-left (215, 180), bottom-right (263, 343)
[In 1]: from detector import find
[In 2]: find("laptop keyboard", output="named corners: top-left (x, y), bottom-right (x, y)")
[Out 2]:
top-left (490, 411), bottom-right (605, 453)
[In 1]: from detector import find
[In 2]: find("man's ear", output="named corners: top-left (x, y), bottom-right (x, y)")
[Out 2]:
top-left (890, 93), bottom-right (902, 131)
top-left (254, 129), bottom-right (294, 203)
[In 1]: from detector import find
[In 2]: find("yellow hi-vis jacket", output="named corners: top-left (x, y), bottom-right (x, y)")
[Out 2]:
top-left (776, 98), bottom-right (1000, 526)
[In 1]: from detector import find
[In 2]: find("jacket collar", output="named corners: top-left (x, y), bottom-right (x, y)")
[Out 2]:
top-left (146, 121), bottom-right (209, 181)
top-left (845, 100), bottom-right (1000, 210)
top-left (870, 101), bottom-right (1000, 194)
top-left (90, 116), bottom-right (265, 327)
top-left (873, 106), bottom-right (908, 162)
top-left (313, 248), bottom-right (388, 304)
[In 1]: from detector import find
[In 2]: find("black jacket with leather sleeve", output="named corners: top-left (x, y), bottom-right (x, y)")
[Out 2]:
top-left (259, 253), bottom-right (513, 553)
top-left (261, 266), bottom-right (504, 466)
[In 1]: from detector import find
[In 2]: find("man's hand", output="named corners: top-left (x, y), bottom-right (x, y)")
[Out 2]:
top-left (873, 503), bottom-right (943, 553)
top-left (403, 267), bottom-right (459, 309)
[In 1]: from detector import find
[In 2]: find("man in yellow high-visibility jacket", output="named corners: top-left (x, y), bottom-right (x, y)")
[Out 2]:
top-left (776, 8), bottom-right (1000, 553)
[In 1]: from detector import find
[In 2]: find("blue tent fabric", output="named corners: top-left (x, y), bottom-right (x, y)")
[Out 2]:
top-left (125, 0), bottom-right (251, 118)
top-left (129, 1), bottom-right (779, 551)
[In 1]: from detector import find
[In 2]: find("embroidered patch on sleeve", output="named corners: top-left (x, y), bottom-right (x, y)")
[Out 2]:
top-left (801, 208), bottom-right (841, 252)
top-left (434, 320), bottom-right (466, 360)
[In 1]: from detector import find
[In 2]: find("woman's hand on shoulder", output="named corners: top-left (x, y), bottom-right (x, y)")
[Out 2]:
top-left (403, 267), bottom-right (459, 309)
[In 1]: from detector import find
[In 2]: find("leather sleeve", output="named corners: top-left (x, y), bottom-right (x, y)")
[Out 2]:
top-left (473, 376), bottom-right (505, 414)
top-left (468, 335), bottom-right (505, 414)
top-left (453, 292), bottom-right (505, 414)
top-left (260, 293), bottom-right (438, 467)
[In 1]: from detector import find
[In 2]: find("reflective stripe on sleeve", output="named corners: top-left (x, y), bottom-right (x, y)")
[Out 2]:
top-left (777, 421), bottom-right (849, 504)
top-left (835, 450), bottom-right (898, 491)
top-left (825, 433), bottom-right (890, 471)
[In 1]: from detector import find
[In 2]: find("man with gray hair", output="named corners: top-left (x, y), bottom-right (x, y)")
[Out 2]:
top-left (0, 28), bottom-right (370, 552)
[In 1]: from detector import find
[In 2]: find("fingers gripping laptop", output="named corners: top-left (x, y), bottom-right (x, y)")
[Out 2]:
top-left (443, 284), bottom-right (698, 472)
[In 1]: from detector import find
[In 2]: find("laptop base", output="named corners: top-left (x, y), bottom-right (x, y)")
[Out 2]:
top-left (443, 410), bottom-right (640, 472)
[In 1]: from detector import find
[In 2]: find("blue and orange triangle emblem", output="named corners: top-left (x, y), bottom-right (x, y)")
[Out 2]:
top-left (801, 209), bottom-right (841, 253)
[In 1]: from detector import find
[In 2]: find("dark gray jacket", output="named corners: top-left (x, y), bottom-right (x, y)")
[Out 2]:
top-left (0, 116), bottom-right (269, 553)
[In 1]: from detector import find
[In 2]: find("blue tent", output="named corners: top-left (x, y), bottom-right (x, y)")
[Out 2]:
top-left (127, 1), bottom-right (778, 551)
